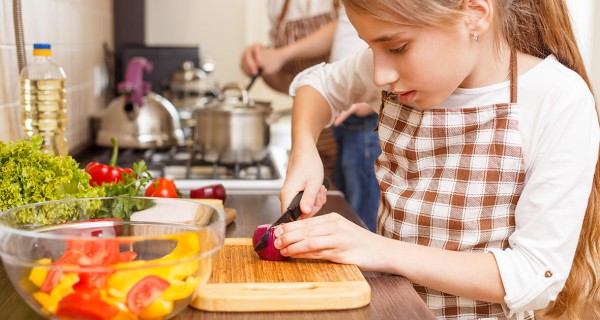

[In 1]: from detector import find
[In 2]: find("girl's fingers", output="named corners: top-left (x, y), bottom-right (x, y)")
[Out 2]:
top-left (275, 214), bottom-right (340, 247)
top-left (279, 234), bottom-right (338, 258)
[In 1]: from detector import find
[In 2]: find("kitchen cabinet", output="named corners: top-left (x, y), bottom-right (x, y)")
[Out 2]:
top-left (0, 194), bottom-right (435, 319)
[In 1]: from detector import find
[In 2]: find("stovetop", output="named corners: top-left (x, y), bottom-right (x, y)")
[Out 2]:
top-left (74, 145), bottom-right (289, 195)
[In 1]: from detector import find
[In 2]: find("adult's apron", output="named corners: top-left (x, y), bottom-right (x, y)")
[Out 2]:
top-left (271, 0), bottom-right (339, 181)
top-left (375, 51), bottom-right (532, 320)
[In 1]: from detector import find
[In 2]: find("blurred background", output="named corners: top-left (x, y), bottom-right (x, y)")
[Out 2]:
top-left (0, 0), bottom-right (598, 154)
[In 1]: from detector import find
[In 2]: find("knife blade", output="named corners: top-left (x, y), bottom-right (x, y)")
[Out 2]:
top-left (253, 178), bottom-right (329, 252)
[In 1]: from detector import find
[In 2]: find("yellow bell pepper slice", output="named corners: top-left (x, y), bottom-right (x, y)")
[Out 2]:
top-left (161, 276), bottom-right (198, 301)
top-left (33, 291), bottom-right (59, 315)
top-left (49, 273), bottom-right (79, 300)
top-left (29, 258), bottom-right (52, 288)
top-left (139, 298), bottom-right (173, 319)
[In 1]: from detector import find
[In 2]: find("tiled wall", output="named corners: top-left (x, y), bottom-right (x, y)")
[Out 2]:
top-left (0, 0), bottom-right (113, 153)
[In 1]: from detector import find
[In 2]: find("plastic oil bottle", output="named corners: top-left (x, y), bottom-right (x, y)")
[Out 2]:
top-left (20, 43), bottom-right (68, 156)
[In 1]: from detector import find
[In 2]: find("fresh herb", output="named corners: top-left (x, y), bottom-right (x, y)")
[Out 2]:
top-left (101, 160), bottom-right (153, 197)
top-left (96, 160), bottom-right (154, 219)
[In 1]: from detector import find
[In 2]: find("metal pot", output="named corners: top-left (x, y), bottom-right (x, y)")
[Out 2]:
top-left (194, 83), bottom-right (289, 163)
top-left (162, 60), bottom-right (215, 120)
top-left (96, 57), bottom-right (184, 149)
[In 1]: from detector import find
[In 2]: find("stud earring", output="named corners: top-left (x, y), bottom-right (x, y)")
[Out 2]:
top-left (473, 31), bottom-right (479, 43)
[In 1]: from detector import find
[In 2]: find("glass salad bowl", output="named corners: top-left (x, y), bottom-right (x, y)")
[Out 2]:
top-left (0, 197), bottom-right (225, 320)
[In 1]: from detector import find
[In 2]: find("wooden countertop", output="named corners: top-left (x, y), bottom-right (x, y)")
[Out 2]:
top-left (0, 194), bottom-right (435, 320)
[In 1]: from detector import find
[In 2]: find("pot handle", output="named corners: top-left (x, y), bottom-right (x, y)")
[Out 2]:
top-left (221, 82), bottom-right (249, 105)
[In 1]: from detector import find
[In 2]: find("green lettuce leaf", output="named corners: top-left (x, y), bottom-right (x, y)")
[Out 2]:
top-left (0, 136), bottom-right (105, 223)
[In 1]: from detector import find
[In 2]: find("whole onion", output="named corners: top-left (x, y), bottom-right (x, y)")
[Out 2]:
top-left (252, 224), bottom-right (289, 261)
top-left (190, 184), bottom-right (226, 203)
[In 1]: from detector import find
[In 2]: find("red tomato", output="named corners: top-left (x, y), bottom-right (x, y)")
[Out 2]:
top-left (126, 275), bottom-right (171, 315)
top-left (56, 290), bottom-right (118, 320)
top-left (145, 178), bottom-right (179, 198)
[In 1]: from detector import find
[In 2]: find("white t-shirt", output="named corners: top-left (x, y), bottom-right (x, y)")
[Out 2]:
top-left (267, 0), bottom-right (334, 28)
top-left (290, 48), bottom-right (599, 316)
top-left (330, 6), bottom-right (367, 62)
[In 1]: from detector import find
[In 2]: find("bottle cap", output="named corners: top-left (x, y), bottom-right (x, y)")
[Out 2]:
top-left (33, 43), bottom-right (52, 56)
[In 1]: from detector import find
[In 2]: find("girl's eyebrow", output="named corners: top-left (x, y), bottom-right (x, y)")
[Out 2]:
top-left (370, 32), bottom-right (408, 43)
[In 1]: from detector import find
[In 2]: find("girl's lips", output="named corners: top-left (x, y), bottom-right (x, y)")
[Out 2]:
top-left (397, 90), bottom-right (416, 104)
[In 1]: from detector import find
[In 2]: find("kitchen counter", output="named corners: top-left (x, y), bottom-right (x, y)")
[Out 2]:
top-left (0, 194), bottom-right (435, 320)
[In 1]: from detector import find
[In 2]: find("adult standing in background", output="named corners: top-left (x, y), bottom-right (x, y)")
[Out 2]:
top-left (241, 1), bottom-right (381, 231)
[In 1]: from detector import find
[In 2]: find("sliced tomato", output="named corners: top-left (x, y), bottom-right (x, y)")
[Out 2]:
top-left (73, 271), bottom-right (112, 291)
top-left (40, 250), bottom-right (88, 293)
top-left (56, 290), bottom-right (118, 320)
top-left (66, 239), bottom-right (120, 266)
top-left (41, 239), bottom-right (121, 293)
top-left (40, 269), bottom-right (63, 294)
top-left (126, 275), bottom-right (171, 315)
top-left (118, 251), bottom-right (137, 263)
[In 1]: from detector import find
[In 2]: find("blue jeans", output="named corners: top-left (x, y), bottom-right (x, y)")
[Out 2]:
top-left (332, 113), bottom-right (381, 232)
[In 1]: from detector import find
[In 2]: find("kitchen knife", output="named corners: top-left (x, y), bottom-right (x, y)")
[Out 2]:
top-left (253, 178), bottom-right (329, 252)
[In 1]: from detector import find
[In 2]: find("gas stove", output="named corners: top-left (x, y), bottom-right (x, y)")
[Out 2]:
top-left (78, 145), bottom-right (289, 195)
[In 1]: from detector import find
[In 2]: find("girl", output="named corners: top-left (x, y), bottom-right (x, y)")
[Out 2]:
top-left (274, 0), bottom-right (600, 319)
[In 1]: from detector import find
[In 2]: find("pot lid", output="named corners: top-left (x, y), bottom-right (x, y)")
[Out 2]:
top-left (169, 61), bottom-right (206, 83)
top-left (203, 83), bottom-right (270, 115)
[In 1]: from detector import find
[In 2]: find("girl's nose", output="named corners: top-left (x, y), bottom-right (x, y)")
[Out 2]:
top-left (372, 54), bottom-right (399, 87)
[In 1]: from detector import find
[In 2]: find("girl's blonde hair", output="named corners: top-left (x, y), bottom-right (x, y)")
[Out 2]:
top-left (341, 0), bottom-right (600, 318)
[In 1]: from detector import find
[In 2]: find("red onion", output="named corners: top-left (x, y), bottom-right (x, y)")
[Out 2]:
top-left (252, 224), bottom-right (289, 261)
top-left (189, 184), bottom-right (226, 203)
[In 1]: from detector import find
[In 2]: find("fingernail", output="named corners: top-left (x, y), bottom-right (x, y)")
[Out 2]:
top-left (274, 227), bottom-right (283, 237)
top-left (302, 203), bottom-right (313, 213)
top-left (274, 238), bottom-right (281, 248)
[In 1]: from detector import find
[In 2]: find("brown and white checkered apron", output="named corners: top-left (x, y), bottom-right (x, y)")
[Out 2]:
top-left (375, 52), bottom-right (532, 320)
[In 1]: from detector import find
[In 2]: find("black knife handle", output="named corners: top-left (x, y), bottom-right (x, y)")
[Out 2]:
top-left (286, 177), bottom-right (329, 212)
top-left (286, 191), bottom-right (304, 212)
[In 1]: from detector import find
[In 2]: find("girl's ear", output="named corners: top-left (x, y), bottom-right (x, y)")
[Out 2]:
top-left (463, 0), bottom-right (493, 35)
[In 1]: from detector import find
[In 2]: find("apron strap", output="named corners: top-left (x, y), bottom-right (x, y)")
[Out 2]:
top-left (509, 49), bottom-right (518, 104)
top-left (277, 0), bottom-right (340, 29)
top-left (276, 0), bottom-right (291, 29)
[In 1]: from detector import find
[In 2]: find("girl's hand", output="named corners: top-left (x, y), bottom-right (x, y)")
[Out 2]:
top-left (273, 213), bottom-right (383, 270)
top-left (280, 145), bottom-right (326, 217)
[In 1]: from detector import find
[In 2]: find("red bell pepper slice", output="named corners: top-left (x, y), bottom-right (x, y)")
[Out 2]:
top-left (56, 290), bottom-right (118, 320)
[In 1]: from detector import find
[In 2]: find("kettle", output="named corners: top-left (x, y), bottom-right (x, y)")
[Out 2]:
top-left (96, 57), bottom-right (184, 149)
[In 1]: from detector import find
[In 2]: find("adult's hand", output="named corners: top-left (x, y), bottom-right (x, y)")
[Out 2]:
top-left (240, 43), bottom-right (264, 77)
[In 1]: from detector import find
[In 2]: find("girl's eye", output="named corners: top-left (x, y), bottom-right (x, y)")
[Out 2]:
top-left (390, 45), bottom-right (407, 54)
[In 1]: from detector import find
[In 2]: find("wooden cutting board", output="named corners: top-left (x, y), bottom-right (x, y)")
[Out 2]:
top-left (190, 238), bottom-right (371, 312)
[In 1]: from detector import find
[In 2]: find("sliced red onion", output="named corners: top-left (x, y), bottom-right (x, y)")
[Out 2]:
top-left (252, 224), bottom-right (289, 261)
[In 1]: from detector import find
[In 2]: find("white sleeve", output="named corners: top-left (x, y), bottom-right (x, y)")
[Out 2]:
top-left (489, 73), bottom-right (599, 316)
top-left (289, 48), bottom-right (382, 126)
